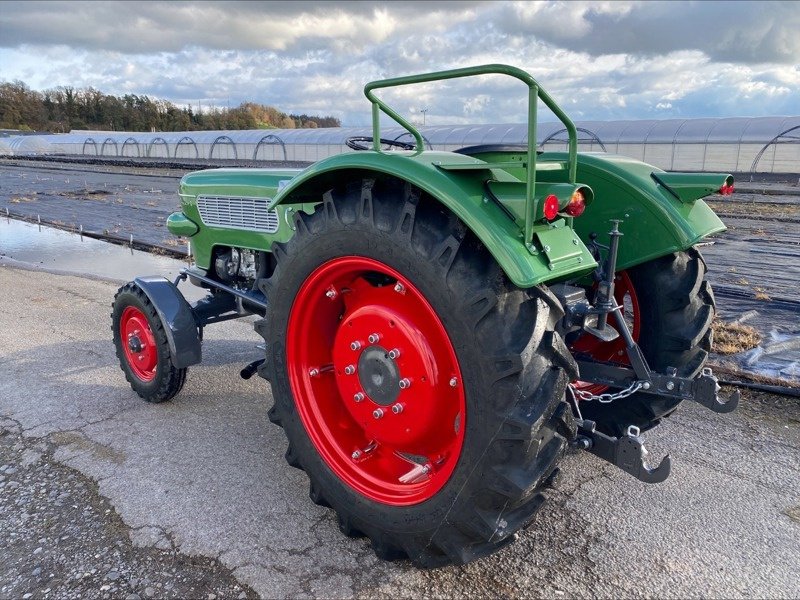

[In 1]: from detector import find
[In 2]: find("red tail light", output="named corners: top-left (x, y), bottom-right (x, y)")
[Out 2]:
top-left (543, 194), bottom-right (559, 221)
top-left (719, 183), bottom-right (735, 195)
top-left (565, 189), bottom-right (586, 217)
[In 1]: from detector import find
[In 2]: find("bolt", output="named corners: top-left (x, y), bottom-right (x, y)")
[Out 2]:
top-left (344, 365), bottom-right (356, 375)
top-left (353, 392), bottom-right (365, 402)
top-left (351, 450), bottom-right (362, 460)
top-left (666, 381), bottom-right (675, 391)
top-left (394, 282), bottom-right (405, 294)
top-left (399, 378), bottom-right (411, 390)
top-left (391, 403), bottom-right (404, 414)
top-left (308, 368), bottom-right (320, 378)
top-left (544, 245), bottom-right (551, 252)
top-left (373, 408), bottom-right (384, 419)
top-left (449, 377), bottom-right (458, 387)
top-left (572, 238), bottom-right (579, 245)
top-left (325, 288), bottom-right (337, 299)
top-left (350, 341), bottom-right (362, 351)
top-left (642, 381), bottom-right (651, 390)
top-left (388, 348), bottom-right (401, 360)
top-left (368, 333), bottom-right (381, 344)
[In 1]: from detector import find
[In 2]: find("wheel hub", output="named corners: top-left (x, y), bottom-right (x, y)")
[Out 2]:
top-left (128, 335), bottom-right (143, 354)
top-left (357, 345), bottom-right (400, 406)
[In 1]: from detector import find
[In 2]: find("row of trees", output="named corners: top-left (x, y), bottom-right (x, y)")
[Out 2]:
top-left (0, 81), bottom-right (340, 133)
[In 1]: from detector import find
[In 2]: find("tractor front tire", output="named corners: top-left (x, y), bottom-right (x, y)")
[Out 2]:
top-left (255, 179), bottom-right (577, 567)
top-left (579, 248), bottom-right (714, 436)
top-left (112, 283), bottom-right (187, 403)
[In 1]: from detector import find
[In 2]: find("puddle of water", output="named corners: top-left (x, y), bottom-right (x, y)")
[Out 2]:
top-left (0, 217), bottom-right (191, 283)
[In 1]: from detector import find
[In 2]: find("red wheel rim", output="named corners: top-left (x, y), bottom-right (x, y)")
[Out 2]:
top-left (286, 257), bottom-right (466, 506)
top-left (569, 271), bottom-right (641, 394)
top-left (120, 306), bottom-right (158, 382)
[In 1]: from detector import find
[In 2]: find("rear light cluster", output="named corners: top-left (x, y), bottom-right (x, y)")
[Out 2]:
top-left (543, 189), bottom-right (587, 221)
top-left (719, 183), bottom-right (735, 195)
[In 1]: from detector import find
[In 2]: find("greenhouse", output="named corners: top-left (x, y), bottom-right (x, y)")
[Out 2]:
top-left (2, 115), bottom-right (799, 174)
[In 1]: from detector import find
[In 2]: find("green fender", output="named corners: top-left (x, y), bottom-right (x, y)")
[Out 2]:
top-left (535, 152), bottom-right (729, 270)
top-left (269, 150), bottom-right (596, 288)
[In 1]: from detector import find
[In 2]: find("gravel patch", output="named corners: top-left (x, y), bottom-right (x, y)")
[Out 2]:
top-left (0, 426), bottom-right (256, 600)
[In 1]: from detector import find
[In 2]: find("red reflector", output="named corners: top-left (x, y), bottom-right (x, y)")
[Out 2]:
top-left (565, 190), bottom-right (586, 217)
top-left (543, 194), bottom-right (559, 220)
top-left (719, 184), bottom-right (735, 195)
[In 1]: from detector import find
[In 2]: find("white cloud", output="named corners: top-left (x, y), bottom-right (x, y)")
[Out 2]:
top-left (0, 1), bottom-right (798, 125)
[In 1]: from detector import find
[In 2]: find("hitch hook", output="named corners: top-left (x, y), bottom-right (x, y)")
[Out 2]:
top-left (692, 368), bottom-right (740, 413)
top-left (574, 420), bottom-right (671, 484)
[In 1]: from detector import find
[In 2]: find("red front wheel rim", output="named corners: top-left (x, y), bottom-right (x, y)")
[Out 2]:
top-left (570, 271), bottom-right (641, 394)
top-left (120, 306), bottom-right (158, 382)
top-left (286, 257), bottom-right (466, 506)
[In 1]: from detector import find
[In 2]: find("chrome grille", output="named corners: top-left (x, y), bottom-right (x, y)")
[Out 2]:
top-left (196, 195), bottom-right (279, 233)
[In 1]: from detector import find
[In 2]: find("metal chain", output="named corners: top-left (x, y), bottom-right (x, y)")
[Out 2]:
top-left (569, 380), bottom-right (644, 404)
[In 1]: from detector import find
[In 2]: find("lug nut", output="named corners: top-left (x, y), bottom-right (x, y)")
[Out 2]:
top-left (353, 392), bottom-right (365, 402)
top-left (388, 348), bottom-right (401, 360)
top-left (350, 341), bottom-right (362, 351)
top-left (394, 282), bottom-right (405, 294)
top-left (449, 377), bottom-right (458, 387)
top-left (368, 333), bottom-right (381, 344)
top-left (373, 408), bottom-right (384, 419)
top-left (351, 450), bottom-right (362, 460)
top-left (399, 378), bottom-right (411, 390)
top-left (344, 365), bottom-right (356, 375)
top-left (391, 403), bottom-right (404, 414)
top-left (325, 288), bottom-right (337, 299)
top-left (308, 368), bottom-right (320, 378)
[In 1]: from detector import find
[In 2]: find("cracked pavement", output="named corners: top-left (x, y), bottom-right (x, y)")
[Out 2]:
top-left (0, 262), bottom-right (799, 598)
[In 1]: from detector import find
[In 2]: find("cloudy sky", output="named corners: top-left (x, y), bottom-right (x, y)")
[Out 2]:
top-left (1, 1), bottom-right (799, 126)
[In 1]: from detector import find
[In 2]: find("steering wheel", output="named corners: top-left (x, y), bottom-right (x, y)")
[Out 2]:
top-left (345, 136), bottom-right (417, 151)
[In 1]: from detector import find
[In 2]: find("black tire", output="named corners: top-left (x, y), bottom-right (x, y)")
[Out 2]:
top-left (255, 178), bottom-right (578, 567)
top-left (112, 283), bottom-right (187, 403)
top-left (579, 248), bottom-right (714, 436)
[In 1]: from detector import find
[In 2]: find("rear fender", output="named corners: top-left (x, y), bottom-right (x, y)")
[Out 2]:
top-left (536, 152), bottom-right (730, 270)
top-left (269, 151), bottom-right (597, 288)
top-left (133, 276), bottom-right (202, 369)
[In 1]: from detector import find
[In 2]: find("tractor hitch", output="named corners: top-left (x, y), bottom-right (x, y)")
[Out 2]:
top-left (558, 219), bottom-right (740, 415)
top-left (571, 419), bottom-right (671, 484)
top-left (573, 361), bottom-right (740, 414)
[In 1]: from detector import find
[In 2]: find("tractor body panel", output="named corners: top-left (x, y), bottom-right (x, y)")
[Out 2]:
top-left (541, 152), bottom-right (728, 270)
top-left (174, 168), bottom-right (311, 271)
top-left (174, 151), bottom-right (598, 288)
top-left (467, 148), bottom-right (729, 271)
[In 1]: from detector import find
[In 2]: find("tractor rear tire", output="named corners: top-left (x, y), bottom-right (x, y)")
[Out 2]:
top-left (112, 283), bottom-right (187, 403)
top-left (579, 248), bottom-right (714, 436)
top-left (255, 178), bottom-right (578, 567)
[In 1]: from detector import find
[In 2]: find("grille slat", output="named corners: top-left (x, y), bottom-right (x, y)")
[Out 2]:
top-left (196, 195), bottom-right (279, 234)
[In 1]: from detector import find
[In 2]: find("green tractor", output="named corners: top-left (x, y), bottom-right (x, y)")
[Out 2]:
top-left (112, 65), bottom-right (738, 567)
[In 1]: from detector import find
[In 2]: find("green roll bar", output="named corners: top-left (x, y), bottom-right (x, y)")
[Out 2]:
top-left (364, 64), bottom-right (578, 244)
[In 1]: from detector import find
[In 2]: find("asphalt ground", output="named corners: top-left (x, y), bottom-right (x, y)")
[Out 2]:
top-left (1, 262), bottom-right (799, 598)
